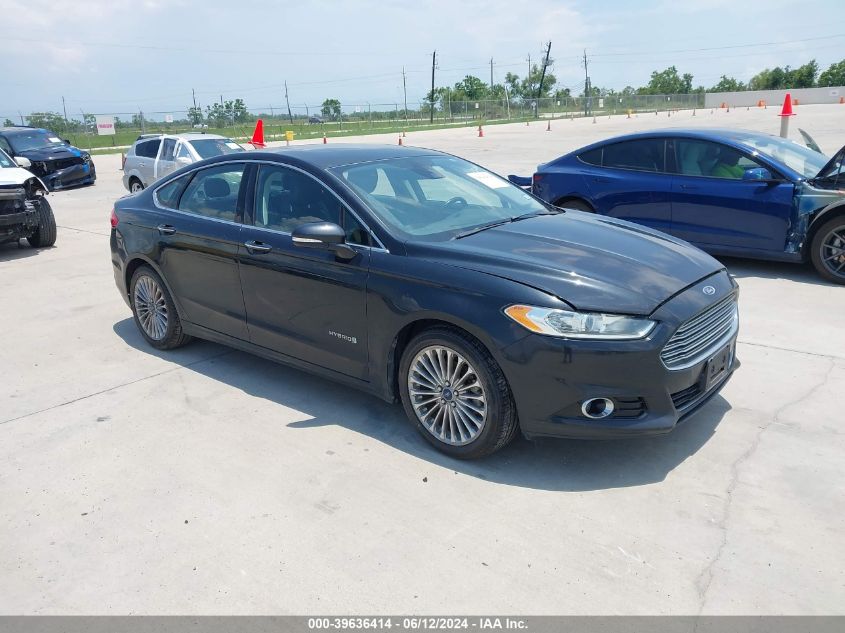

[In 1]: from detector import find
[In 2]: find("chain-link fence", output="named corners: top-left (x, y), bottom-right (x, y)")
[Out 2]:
top-left (2, 93), bottom-right (707, 151)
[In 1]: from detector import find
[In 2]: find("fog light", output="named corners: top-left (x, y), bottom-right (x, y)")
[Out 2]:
top-left (581, 397), bottom-right (615, 419)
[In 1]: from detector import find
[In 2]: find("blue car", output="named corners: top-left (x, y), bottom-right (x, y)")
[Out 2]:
top-left (510, 129), bottom-right (845, 283)
top-left (0, 126), bottom-right (96, 191)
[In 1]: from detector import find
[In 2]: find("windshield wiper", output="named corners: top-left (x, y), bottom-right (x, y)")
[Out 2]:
top-left (453, 209), bottom-right (563, 240)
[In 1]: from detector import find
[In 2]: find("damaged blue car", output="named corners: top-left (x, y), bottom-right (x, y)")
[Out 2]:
top-left (510, 129), bottom-right (845, 283)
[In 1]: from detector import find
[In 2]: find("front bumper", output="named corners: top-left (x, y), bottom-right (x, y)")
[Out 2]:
top-left (501, 272), bottom-right (739, 440)
top-left (37, 161), bottom-right (96, 191)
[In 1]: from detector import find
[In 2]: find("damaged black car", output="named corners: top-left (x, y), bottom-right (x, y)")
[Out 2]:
top-left (0, 147), bottom-right (57, 249)
top-left (0, 126), bottom-right (96, 191)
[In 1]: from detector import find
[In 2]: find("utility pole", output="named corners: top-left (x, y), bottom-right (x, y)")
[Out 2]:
top-left (536, 41), bottom-right (552, 118)
top-left (527, 54), bottom-right (531, 92)
top-left (191, 88), bottom-right (197, 124)
top-left (430, 50), bottom-right (436, 124)
top-left (583, 49), bottom-right (590, 117)
top-left (490, 58), bottom-right (494, 91)
top-left (402, 67), bottom-right (409, 125)
top-left (284, 81), bottom-right (293, 124)
top-left (61, 96), bottom-right (69, 130)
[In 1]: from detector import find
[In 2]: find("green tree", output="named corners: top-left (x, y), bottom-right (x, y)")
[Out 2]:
top-left (26, 111), bottom-right (66, 131)
top-left (453, 75), bottom-right (489, 100)
top-left (819, 59), bottom-right (845, 86)
top-left (749, 61), bottom-right (817, 90)
top-left (232, 98), bottom-right (251, 123)
top-left (187, 106), bottom-right (203, 125)
top-left (638, 66), bottom-right (694, 94)
top-left (321, 99), bottom-right (341, 120)
top-left (789, 60), bottom-right (818, 88)
top-left (3, 118), bottom-right (14, 127)
top-left (710, 75), bottom-right (746, 92)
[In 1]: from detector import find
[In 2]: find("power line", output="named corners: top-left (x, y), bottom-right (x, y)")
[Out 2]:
top-left (589, 32), bottom-right (845, 57)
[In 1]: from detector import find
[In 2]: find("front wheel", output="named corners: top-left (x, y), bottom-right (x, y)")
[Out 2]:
top-left (810, 216), bottom-right (845, 284)
top-left (399, 327), bottom-right (519, 459)
top-left (27, 196), bottom-right (57, 248)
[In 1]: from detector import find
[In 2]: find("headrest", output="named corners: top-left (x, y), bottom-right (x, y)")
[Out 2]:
top-left (205, 177), bottom-right (230, 198)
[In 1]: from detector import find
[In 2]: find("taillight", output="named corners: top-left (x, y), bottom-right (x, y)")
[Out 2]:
top-left (110, 208), bottom-right (119, 229)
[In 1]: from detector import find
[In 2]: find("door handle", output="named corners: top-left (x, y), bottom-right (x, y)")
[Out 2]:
top-left (679, 184), bottom-right (699, 190)
top-left (244, 240), bottom-right (272, 254)
top-left (157, 224), bottom-right (176, 235)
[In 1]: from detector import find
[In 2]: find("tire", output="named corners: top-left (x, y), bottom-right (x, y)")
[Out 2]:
top-left (129, 266), bottom-right (192, 350)
top-left (810, 216), bottom-right (845, 284)
top-left (129, 178), bottom-right (144, 194)
top-left (398, 326), bottom-right (519, 459)
top-left (26, 196), bottom-right (57, 248)
top-left (555, 198), bottom-right (593, 212)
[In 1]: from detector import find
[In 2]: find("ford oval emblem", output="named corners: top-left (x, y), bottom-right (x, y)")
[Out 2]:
top-left (702, 285), bottom-right (716, 295)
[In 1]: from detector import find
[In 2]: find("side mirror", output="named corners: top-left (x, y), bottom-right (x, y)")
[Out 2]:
top-left (292, 221), bottom-right (356, 260)
top-left (508, 174), bottom-right (532, 188)
top-left (742, 167), bottom-right (774, 181)
top-left (176, 156), bottom-right (192, 166)
top-left (14, 156), bottom-right (32, 169)
top-left (63, 139), bottom-right (71, 145)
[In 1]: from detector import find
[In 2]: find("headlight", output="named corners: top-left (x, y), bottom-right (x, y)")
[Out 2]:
top-left (504, 304), bottom-right (656, 340)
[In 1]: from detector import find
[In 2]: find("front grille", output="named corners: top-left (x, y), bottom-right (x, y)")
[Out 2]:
top-left (0, 187), bottom-right (26, 215)
top-left (53, 157), bottom-right (82, 170)
top-left (671, 383), bottom-right (702, 410)
top-left (661, 295), bottom-right (738, 370)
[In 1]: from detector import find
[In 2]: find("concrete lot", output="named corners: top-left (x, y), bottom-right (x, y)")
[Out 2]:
top-left (1, 105), bottom-right (844, 614)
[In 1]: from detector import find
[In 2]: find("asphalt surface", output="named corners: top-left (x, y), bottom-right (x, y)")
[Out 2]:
top-left (2, 105), bottom-right (844, 614)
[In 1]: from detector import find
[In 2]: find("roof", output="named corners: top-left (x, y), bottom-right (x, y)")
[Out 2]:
top-left (250, 143), bottom-right (440, 169)
top-left (576, 127), bottom-right (786, 148)
top-left (135, 133), bottom-right (230, 142)
top-left (0, 126), bottom-right (48, 135)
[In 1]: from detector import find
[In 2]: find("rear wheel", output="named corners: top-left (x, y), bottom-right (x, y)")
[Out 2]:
top-left (555, 197), bottom-right (593, 212)
top-left (810, 216), bottom-right (845, 284)
top-left (129, 178), bottom-right (144, 193)
top-left (129, 266), bottom-right (192, 349)
top-left (27, 196), bottom-right (57, 248)
top-left (399, 327), bottom-right (519, 459)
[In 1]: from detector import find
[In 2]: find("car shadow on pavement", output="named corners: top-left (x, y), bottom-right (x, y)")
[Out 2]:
top-left (114, 318), bottom-right (729, 493)
top-left (720, 256), bottom-right (840, 286)
top-left (0, 241), bottom-right (44, 261)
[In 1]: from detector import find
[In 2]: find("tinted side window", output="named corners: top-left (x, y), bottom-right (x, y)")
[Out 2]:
top-left (344, 211), bottom-right (371, 246)
top-left (676, 139), bottom-right (765, 179)
top-left (603, 140), bottom-right (665, 172)
top-left (254, 164), bottom-right (343, 232)
top-left (156, 175), bottom-right (190, 209)
top-left (179, 164), bottom-right (245, 222)
top-left (578, 147), bottom-right (602, 166)
top-left (135, 139), bottom-right (161, 159)
top-left (0, 136), bottom-right (13, 155)
top-left (161, 138), bottom-right (177, 161)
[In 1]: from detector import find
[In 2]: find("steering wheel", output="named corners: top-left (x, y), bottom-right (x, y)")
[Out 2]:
top-left (445, 196), bottom-right (468, 209)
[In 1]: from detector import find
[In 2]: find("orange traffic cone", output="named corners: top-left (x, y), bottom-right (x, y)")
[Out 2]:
top-left (780, 93), bottom-right (795, 117)
top-left (793, 98), bottom-right (799, 106)
top-left (248, 119), bottom-right (266, 149)
top-left (840, 96), bottom-right (844, 104)
top-left (398, 136), bottom-right (403, 146)
top-left (322, 134), bottom-right (327, 144)
top-left (478, 125), bottom-right (484, 137)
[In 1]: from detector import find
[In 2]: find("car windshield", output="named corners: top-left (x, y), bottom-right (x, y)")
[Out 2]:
top-left (735, 134), bottom-right (829, 179)
top-left (330, 155), bottom-right (550, 240)
top-left (0, 148), bottom-right (15, 168)
top-left (7, 130), bottom-right (66, 153)
top-left (190, 138), bottom-right (244, 159)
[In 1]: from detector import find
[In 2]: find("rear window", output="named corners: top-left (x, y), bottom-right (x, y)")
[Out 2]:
top-left (602, 139), bottom-right (665, 172)
top-left (135, 139), bottom-right (161, 159)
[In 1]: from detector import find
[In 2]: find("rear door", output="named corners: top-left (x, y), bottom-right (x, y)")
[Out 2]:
top-left (238, 162), bottom-right (371, 379)
top-left (584, 138), bottom-right (672, 233)
top-left (669, 139), bottom-right (794, 252)
top-left (153, 161), bottom-right (250, 340)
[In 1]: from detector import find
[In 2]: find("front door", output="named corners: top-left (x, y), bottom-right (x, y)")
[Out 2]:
top-left (669, 139), bottom-right (795, 252)
top-left (154, 162), bottom-right (250, 339)
top-left (238, 163), bottom-right (371, 379)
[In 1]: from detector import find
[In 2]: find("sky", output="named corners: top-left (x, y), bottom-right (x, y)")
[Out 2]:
top-left (1, 0), bottom-right (844, 120)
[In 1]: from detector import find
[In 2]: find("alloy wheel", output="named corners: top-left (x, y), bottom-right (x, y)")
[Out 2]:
top-left (820, 227), bottom-right (845, 279)
top-left (134, 275), bottom-right (168, 340)
top-left (407, 345), bottom-right (487, 446)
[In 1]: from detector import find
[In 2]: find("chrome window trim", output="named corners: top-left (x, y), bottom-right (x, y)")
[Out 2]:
top-left (153, 159), bottom-right (388, 253)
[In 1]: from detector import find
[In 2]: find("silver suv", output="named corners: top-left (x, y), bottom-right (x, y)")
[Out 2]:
top-left (122, 133), bottom-right (245, 193)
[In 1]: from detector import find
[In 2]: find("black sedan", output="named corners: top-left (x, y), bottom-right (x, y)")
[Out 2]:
top-left (110, 145), bottom-right (739, 458)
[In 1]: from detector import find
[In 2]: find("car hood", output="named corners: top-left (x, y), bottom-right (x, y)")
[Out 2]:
top-left (16, 145), bottom-right (83, 161)
top-left (411, 212), bottom-right (724, 315)
top-left (0, 166), bottom-right (38, 186)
